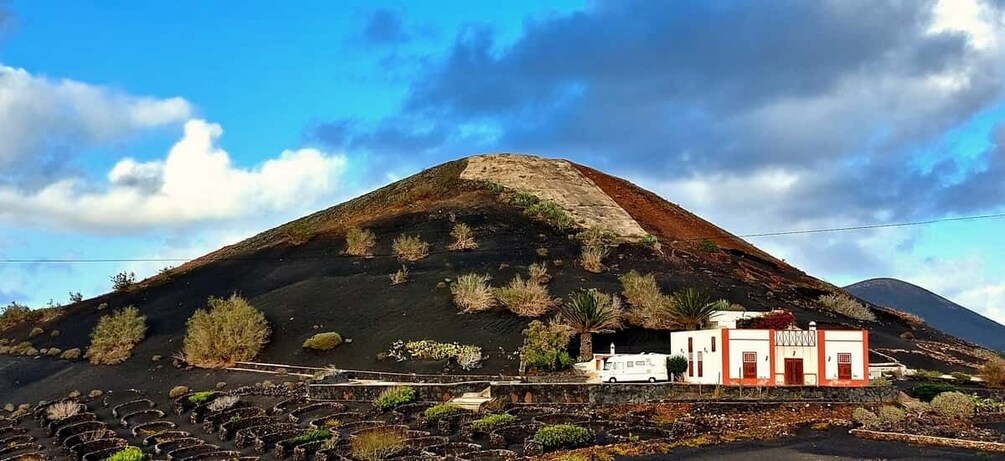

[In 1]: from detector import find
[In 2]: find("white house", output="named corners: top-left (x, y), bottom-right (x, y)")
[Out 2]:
top-left (668, 323), bottom-right (870, 387)
top-left (708, 310), bottom-right (766, 329)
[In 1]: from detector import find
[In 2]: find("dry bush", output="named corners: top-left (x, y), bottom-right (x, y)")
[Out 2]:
top-left (392, 234), bottom-right (430, 262)
top-left (875, 305), bottom-right (924, 328)
top-left (618, 270), bottom-right (673, 329)
top-left (303, 332), bottom-right (343, 350)
top-left (182, 294), bottom-right (270, 368)
top-left (852, 408), bottom-right (879, 427)
top-left (528, 263), bottom-right (551, 285)
top-left (576, 227), bottom-right (616, 247)
top-left (981, 357), bottom-right (1005, 388)
top-left (817, 293), bottom-right (876, 322)
top-left (389, 266), bottom-right (408, 285)
top-left (878, 406), bottom-right (905, 424)
top-left (580, 245), bottom-right (609, 273)
top-left (46, 401), bottom-right (80, 420)
top-left (495, 275), bottom-right (555, 317)
top-left (207, 395), bottom-right (239, 412)
top-left (931, 391), bottom-right (975, 419)
top-left (86, 306), bottom-right (147, 365)
top-left (451, 274), bottom-right (495, 313)
top-left (447, 223), bottom-right (478, 251)
top-left (0, 302), bottom-right (37, 330)
top-left (345, 227), bottom-right (376, 256)
top-left (350, 426), bottom-right (407, 461)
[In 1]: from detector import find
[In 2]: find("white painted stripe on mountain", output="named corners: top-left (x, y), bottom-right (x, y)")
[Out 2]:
top-left (460, 154), bottom-right (647, 238)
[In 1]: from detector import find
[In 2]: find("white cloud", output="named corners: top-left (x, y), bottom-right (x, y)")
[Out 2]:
top-left (0, 119), bottom-right (349, 232)
top-left (0, 65), bottom-right (192, 170)
top-left (898, 256), bottom-right (1005, 325)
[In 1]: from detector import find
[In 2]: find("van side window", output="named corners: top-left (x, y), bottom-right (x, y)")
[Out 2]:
top-left (635, 361), bottom-right (646, 366)
top-left (711, 337), bottom-right (716, 352)
top-left (626, 361), bottom-right (633, 368)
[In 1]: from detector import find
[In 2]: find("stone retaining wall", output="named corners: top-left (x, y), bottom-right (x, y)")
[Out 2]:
top-left (850, 429), bottom-right (1005, 452)
top-left (308, 381), bottom-right (898, 404)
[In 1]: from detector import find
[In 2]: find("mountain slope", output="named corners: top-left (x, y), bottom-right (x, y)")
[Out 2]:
top-left (846, 278), bottom-right (1005, 353)
top-left (0, 154), bottom-right (990, 380)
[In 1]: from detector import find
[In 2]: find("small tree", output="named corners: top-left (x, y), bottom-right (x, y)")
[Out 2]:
top-left (69, 292), bottom-right (83, 303)
top-left (110, 271), bottom-right (136, 291)
top-left (520, 320), bottom-right (573, 372)
top-left (86, 306), bottom-right (147, 365)
top-left (667, 355), bottom-right (688, 381)
top-left (558, 289), bottom-right (622, 361)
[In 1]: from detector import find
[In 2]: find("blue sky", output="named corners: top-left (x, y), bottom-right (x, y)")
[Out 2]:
top-left (1, 0), bottom-right (1003, 323)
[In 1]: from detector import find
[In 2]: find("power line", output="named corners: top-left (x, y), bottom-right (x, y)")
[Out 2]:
top-left (1, 211), bottom-right (1003, 264)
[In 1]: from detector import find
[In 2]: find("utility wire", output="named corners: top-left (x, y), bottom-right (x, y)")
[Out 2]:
top-left (1, 211), bottom-right (1003, 264)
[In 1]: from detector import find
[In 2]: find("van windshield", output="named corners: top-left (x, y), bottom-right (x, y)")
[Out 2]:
top-left (603, 361), bottom-right (612, 370)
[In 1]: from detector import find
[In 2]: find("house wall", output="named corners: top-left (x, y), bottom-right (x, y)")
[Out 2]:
top-left (709, 311), bottom-right (765, 329)
top-left (775, 341), bottom-right (820, 385)
top-left (669, 329), bottom-right (723, 385)
top-left (725, 329), bottom-right (773, 385)
top-left (820, 330), bottom-right (869, 386)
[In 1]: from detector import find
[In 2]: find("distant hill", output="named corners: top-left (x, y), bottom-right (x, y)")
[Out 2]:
top-left (846, 278), bottom-right (1005, 353)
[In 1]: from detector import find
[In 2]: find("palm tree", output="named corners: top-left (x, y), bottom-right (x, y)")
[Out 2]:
top-left (558, 289), bottom-right (622, 361)
top-left (669, 288), bottom-right (728, 330)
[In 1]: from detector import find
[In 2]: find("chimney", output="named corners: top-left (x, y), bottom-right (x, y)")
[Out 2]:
top-left (809, 321), bottom-right (817, 331)
top-left (610, 343), bottom-right (616, 355)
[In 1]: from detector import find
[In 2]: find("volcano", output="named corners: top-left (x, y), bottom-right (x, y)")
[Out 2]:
top-left (0, 154), bottom-right (992, 401)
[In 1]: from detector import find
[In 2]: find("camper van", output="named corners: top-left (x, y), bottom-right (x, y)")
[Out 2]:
top-left (600, 353), bottom-right (669, 383)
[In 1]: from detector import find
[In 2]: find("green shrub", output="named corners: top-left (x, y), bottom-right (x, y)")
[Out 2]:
top-left (641, 234), bottom-right (661, 251)
top-left (182, 294), bottom-right (270, 368)
top-left (576, 227), bottom-right (616, 248)
top-left (510, 191), bottom-right (540, 207)
top-left (524, 200), bottom-right (574, 229)
top-left (392, 234), bottom-right (430, 262)
top-left (303, 332), bottom-right (343, 351)
top-left (86, 306), bottom-right (147, 365)
top-left (520, 320), bottom-right (572, 372)
top-left (910, 383), bottom-right (957, 402)
top-left (448, 223), bottom-right (478, 251)
top-left (495, 275), bottom-right (555, 317)
top-left (350, 426), bottom-right (407, 461)
top-left (931, 391), bottom-right (975, 419)
top-left (878, 406), bottom-right (905, 424)
top-left (107, 447), bottom-right (143, 461)
top-left (619, 271), bottom-right (671, 329)
top-left (870, 376), bottom-right (892, 387)
top-left (345, 227), bottom-right (376, 256)
top-left (852, 408), bottom-right (879, 427)
top-left (188, 391), bottom-right (216, 405)
top-left (452, 274), bottom-right (496, 313)
top-left (667, 355), bottom-right (688, 380)
top-left (290, 428), bottom-right (332, 443)
top-left (950, 372), bottom-right (972, 383)
top-left (423, 403), bottom-right (465, 420)
top-left (403, 340), bottom-right (482, 370)
top-left (817, 293), bottom-right (876, 322)
top-left (374, 386), bottom-right (416, 411)
top-left (471, 413), bottom-right (517, 432)
top-left (697, 239), bottom-right (718, 252)
top-left (913, 369), bottom-right (946, 380)
top-left (533, 424), bottom-right (593, 449)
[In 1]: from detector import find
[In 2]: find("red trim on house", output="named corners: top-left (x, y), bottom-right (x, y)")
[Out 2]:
top-left (721, 329), bottom-right (730, 384)
top-left (768, 329), bottom-right (776, 386)
top-left (817, 329), bottom-right (827, 386)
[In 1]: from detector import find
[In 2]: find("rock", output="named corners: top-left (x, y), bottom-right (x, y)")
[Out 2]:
top-left (168, 386), bottom-right (190, 398)
top-left (88, 390), bottom-right (103, 398)
top-left (97, 302), bottom-right (108, 310)
top-left (553, 259), bottom-right (564, 267)
top-left (216, 382), bottom-right (227, 389)
top-left (60, 348), bottom-right (82, 360)
top-left (283, 382), bottom-right (297, 390)
top-left (68, 390), bottom-right (81, 399)
top-left (29, 327), bottom-right (44, 338)
top-left (151, 355), bottom-right (162, 362)
top-left (17, 403), bottom-right (30, 411)
top-left (261, 380), bottom-right (274, 387)
top-left (50, 330), bottom-right (60, 337)
top-left (3, 403), bottom-right (13, 412)
top-left (38, 348), bottom-right (48, 355)
top-left (46, 348), bottom-right (62, 356)
top-left (436, 282), bottom-right (447, 289)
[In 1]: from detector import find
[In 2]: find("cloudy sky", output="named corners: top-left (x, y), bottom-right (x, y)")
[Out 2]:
top-left (1, 0), bottom-right (1003, 322)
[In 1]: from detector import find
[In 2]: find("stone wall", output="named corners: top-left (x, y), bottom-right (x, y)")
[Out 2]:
top-left (308, 381), bottom-right (898, 404)
top-left (851, 429), bottom-right (1005, 452)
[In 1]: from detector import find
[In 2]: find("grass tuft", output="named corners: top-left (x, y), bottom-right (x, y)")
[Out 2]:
top-left (392, 234), bottom-right (430, 262)
top-left (495, 275), bottom-right (555, 317)
top-left (448, 223), bottom-right (478, 251)
top-left (345, 227), bottom-right (376, 256)
top-left (451, 274), bottom-right (496, 313)
top-left (350, 426), bottom-right (407, 461)
top-left (818, 293), bottom-right (876, 322)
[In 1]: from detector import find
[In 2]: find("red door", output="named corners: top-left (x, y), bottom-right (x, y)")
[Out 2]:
top-left (837, 353), bottom-right (852, 380)
top-left (742, 352), bottom-right (757, 379)
top-left (784, 358), bottom-right (804, 385)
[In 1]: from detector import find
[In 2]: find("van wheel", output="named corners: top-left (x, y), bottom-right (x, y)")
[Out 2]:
top-left (608, 377), bottom-right (617, 383)
top-left (648, 377), bottom-right (656, 383)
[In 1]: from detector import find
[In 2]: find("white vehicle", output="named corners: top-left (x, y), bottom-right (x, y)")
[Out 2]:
top-left (600, 353), bottom-right (669, 383)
